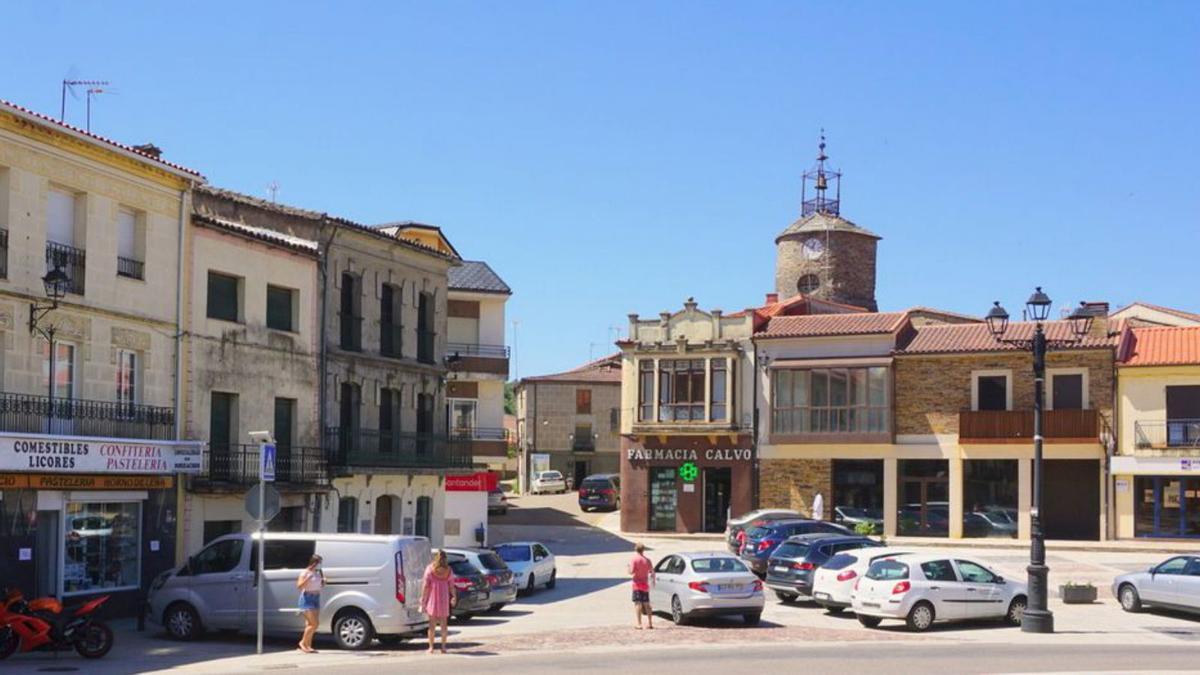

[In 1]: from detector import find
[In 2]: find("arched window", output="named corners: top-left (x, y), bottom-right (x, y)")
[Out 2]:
top-left (337, 497), bottom-right (358, 533)
top-left (797, 274), bottom-right (821, 294)
top-left (415, 496), bottom-right (432, 538)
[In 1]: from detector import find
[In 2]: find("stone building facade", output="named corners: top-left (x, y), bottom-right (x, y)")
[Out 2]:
top-left (515, 354), bottom-right (622, 490)
top-left (775, 212), bottom-right (880, 311)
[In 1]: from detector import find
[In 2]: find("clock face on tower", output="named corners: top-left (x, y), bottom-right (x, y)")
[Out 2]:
top-left (801, 237), bottom-right (824, 260)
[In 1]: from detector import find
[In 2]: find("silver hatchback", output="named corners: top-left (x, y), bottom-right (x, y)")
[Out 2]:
top-left (1113, 555), bottom-right (1200, 614)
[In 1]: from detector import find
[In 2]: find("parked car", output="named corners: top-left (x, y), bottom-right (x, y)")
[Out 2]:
top-left (488, 486), bottom-right (509, 515)
top-left (1113, 555), bottom-right (1200, 614)
top-left (449, 558), bottom-right (492, 620)
top-left (578, 474), bottom-right (621, 511)
top-left (832, 506), bottom-right (883, 534)
top-left (852, 554), bottom-right (1026, 632)
top-left (445, 547), bottom-right (518, 612)
top-left (530, 470), bottom-right (567, 494)
top-left (811, 547), bottom-right (914, 613)
top-left (650, 552), bottom-right (765, 625)
top-left (740, 519), bottom-right (853, 574)
top-left (970, 511), bottom-right (1017, 537)
top-left (493, 541), bottom-right (557, 593)
top-left (765, 534), bottom-right (881, 602)
top-left (147, 533), bottom-right (429, 649)
top-left (725, 509), bottom-right (802, 553)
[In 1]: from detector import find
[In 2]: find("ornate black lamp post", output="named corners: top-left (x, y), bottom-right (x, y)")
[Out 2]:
top-left (985, 287), bottom-right (1094, 634)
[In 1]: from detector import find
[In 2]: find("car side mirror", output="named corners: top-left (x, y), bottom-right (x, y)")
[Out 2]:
top-left (995, 577), bottom-right (1005, 584)
top-left (1149, 565), bottom-right (1157, 575)
top-left (534, 556), bottom-right (544, 562)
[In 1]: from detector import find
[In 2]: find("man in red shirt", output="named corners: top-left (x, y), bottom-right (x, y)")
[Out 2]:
top-left (628, 543), bottom-right (655, 629)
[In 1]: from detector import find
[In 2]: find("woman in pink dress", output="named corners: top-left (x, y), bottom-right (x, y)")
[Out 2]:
top-left (420, 549), bottom-right (457, 654)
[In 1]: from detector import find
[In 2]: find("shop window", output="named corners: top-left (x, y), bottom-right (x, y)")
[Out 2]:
top-left (898, 460), bottom-right (949, 537)
top-left (832, 460), bottom-right (883, 533)
top-left (337, 497), bottom-right (358, 533)
top-left (963, 460), bottom-right (1018, 538)
top-left (266, 285), bottom-right (297, 332)
top-left (772, 367), bottom-right (888, 434)
top-left (207, 271), bottom-right (241, 322)
top-left (63, 501), bottom-right (140, 595)
top-left (1135, 476), bottom-right (1200, 538)
top-left (973, 373), bottom-right (1009, 411)
top-left (415, 496), bottom-right (432, 538)
top-left (576, 388), bottom-right (592, 414)
top-left (188, 537), bottom-right (244, 575)
top-left (638, 360), bottom-right (655, 421)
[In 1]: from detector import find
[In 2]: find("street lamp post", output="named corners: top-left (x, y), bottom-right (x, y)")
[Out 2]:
top-left (984, 288), bottom-right (1094, 634)
top-left (30, 265), bottom-right (71, 418)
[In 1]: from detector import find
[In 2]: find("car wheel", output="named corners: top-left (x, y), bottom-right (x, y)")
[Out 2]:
top-left (333, 610), bottom-right (375, 650)
top-left (857, 615), bottom-right (883, 628)
top-left (547, 569), bottom-right (557, 589)
top-left (1005, 596), bottom-right (1026, 626)
top-left (775, 591), bottom-right (797, 603)
top-left (906, 602), bottom-right (935, 632)
top-left (671, 595), bottom-right (689, 626)
top-left (1119, 584), bottom-right (1142, 612)
top-left (163, 603), bottom-right (203, 641)
top-left (743, 612), bottom-right (762, 626)
top-left (825, 606), bottom-right (845, 615)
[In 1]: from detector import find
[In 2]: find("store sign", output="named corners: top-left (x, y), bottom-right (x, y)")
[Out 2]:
top-left (0, 433), bottom-right (203, 475)
top-left (626, 447), bottom-right (753, 462)
top-left (446, 472), bottom-right (498, 492)
top-left (0, 473), bottom-right (174, 489)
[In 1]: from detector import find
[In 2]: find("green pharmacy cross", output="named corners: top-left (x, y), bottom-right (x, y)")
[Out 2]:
top-left (679, 461), bottom-right (699, 482)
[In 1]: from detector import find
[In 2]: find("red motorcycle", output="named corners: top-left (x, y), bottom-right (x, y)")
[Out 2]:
top-left (0, 588), bottom-right (114, 659)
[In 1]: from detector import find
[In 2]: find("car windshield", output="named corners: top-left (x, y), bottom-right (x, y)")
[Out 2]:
top-left (823, 553), bottom-right (857, 571)
top-left (772, 542), bottom-right (810, 559)
top-left (866, 560), bottom-right (909, 581)
top-left (691, 558), bottom-right (748, 573)
top-left (745, 526), bottom-right (771, 539)
top-left (477, 552), bottom-right (507, 570)
top-left (541, 471), bottom-right (562, 480)
top-left (494, 545), bottom-right (531, 562)
top-left (450, 560), bottom-right (477, 577)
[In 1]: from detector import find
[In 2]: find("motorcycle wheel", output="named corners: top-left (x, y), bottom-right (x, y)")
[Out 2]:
top-left (74, 621), bottom-right (114, 659)
top-left (0, 627), bottom-right (16, 660)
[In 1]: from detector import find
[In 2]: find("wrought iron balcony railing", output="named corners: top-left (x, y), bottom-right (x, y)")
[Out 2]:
top-left (446, 343), bottom-right (510, 358)
top-left (200, 443), bottom-right (328, 486)
top-left (1135, 419), bottom-right (1200, 449)
top-left (117, 256), bottom-right (144, 280)
top-left (451, 426), bottom-right (508, 441)
top-left (46, 241), bottom-right (86, 295)
top-left (326, 427), bottom-right (473, 470)
top-left (0, 392), bottom-right (174, 440)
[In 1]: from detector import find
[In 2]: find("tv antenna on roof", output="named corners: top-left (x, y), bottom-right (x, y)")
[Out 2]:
top-left (61, 78), bottom-right (110, 123)
top-left (267, 181), bottom-right (280, 203)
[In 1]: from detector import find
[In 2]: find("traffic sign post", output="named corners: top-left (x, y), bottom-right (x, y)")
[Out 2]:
top-left (245, 433), bottom-right (277, 656)
top-left (262, 443), bottom-right (276, 482)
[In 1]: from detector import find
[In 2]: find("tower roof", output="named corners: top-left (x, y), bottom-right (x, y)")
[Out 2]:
top-left (776, 211), bottom-right (881, 243)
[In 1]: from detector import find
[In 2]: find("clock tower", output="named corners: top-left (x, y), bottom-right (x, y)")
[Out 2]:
top-left (774, 136), bottom-right (880, 311)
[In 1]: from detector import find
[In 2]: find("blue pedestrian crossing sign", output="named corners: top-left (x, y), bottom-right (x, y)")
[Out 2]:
top-left (261, 443), bottom-right (276, 482)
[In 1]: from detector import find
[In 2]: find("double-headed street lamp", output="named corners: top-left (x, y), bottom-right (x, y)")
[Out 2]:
top-left (984, 287), bottom-right (1094, 634)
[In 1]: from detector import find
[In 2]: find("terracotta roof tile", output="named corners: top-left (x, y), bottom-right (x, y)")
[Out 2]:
top-left (522, 353), bottom-right (622, 384)
top-left (1, 98), bottom-right (203, 178)
top-left (193, 214), bottom-right (319, 256)
top-left (1119, 326), bottom-right (1200, 367)
top-left (755, 312), bottom-right (909, 339)
top-left (897, 320), bottom-right (1123, 354)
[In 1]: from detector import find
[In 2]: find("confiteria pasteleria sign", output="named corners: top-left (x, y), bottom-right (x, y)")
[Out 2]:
top-left (625, 447), bottom-right (752, 462)
top-left (0, 432), bottom-right (203, 475)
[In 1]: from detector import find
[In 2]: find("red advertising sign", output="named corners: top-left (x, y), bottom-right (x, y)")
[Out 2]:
top-left (445, 471), bottom-right (498, 492)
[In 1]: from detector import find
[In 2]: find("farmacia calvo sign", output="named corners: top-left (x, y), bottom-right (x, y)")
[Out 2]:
top-left (626, 447), bottom-right (752, 462)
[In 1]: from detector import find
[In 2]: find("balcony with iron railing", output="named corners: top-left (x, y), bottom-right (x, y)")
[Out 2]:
top-left (958, 409), bottom-right (1099, 444)
top-left (1135, 419), bottom-right (1200, 451)
top-left (117, 256), bottom-right (144, 280)
top-left (194, 444), bottom-right (328, 489)
top-left (446, 342), bottom-right (509, 377)
top-left (0, 392), bottom-right (174, 440)
top-left (326, 427), bottom-right (473, 471)
top-left (46, 241), bottom-right (86, 295)
top-left (451, 426), bottom-right (509, 458)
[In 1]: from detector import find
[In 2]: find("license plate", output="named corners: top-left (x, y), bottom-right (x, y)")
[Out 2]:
top-left (773, 566), bottom-right (789, 573)
top-left (718, 584), bottom-right (742, 592)
top-left (862, 602), bottom-right (880, 609)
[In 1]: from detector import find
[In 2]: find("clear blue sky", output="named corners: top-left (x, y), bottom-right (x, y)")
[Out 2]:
top-left (6, 2), bottom-right (1198, 378)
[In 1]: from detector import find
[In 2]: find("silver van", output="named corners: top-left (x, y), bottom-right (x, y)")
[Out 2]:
top-left (147, 532), bottom-right (430, 650)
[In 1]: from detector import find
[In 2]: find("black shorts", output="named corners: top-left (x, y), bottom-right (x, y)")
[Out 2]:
top-left (632, 590), bottom-right (650, 603)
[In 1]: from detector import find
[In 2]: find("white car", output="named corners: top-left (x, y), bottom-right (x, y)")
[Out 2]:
top-left (811, 547), bottom-right (914, 612)
top-left (650, 552), bottom-right (765, 625)
top-left (852, 554), bottom-right (1026, 632)
top-left (1113, 555), bottom-right (1200, 614)
top-left (492, 541), bottom-right (557, 593)
top-left (530, 470), bottom-right (567, 494)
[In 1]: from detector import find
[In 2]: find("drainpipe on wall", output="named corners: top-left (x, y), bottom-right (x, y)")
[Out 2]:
top-left (173, 185), bottom-right (190, 564)
top-left (317, 218), bottom-right (339, 531)
top-left (750, 343), bottom-right (760, 510)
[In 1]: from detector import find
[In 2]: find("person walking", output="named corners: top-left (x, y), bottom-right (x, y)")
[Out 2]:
top-left (421, 549), bottom-right (457, 654)
top-left (628, 543), bottom-right (655, 629)
top-left (296, 554), bottom-right (325, 653)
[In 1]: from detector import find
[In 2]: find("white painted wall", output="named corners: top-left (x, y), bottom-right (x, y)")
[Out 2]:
top-left (443, 491), bottom-right (489, 547)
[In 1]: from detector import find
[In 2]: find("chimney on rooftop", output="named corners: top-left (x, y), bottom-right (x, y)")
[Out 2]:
top-left (132, 143), bottom-right (162, 159)
top-left (766, 293), bottom-right (779, 305)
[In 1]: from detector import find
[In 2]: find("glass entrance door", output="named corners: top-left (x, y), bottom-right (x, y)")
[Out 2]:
top-left (702, 468), bottom-right (732, 533)
top-left (1136, 476), bottom-right (1200, 538)
top-left (648, 468), bottom-right (678, 531)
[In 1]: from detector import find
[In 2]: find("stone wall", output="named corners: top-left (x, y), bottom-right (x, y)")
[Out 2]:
top-left (894, 349), bottom-right (1115, 436)
top-left (776, 230), bottom-right (877, 310)
top-left (758, 458), bottom-right (832, 516)
top-left (519, 380), bottom-right (623, 455)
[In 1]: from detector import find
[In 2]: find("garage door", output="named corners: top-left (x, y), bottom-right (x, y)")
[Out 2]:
top-left (1041, 460), bottom-right (1100, 541)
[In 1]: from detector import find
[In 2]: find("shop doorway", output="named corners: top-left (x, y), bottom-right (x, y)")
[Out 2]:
top-left (1042, 460), bottom-right (1099, 540)
top-left (1135, 476), bottom-right (1200, 538)
top-left (832, 460), bottom-right (884, 532)
top-left (375, 495), bottom-right (396, 534)
top-left (648, 467), bottom-right (677, 531)
top-left (573, 460), bottom-right (590, 489)
top-left (702, 468), bottom-right (731, 533)
top-left (35, 511), bottom-right (60, 598)
top-left (898, 460), bottom-right (949, 536)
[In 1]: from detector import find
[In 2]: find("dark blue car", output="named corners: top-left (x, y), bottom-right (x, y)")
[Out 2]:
top-left (739, 519), bottom-right (852, 574)
top-left (765, 534), bottom-right (881, 601)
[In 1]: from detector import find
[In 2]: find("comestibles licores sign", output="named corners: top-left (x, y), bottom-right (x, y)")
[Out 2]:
top-left (0, 432), bottom-right (203, 475)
